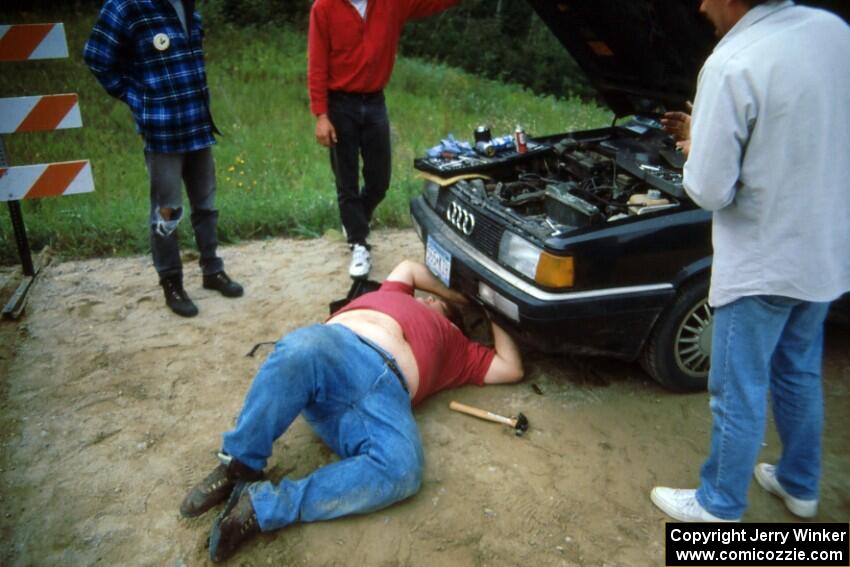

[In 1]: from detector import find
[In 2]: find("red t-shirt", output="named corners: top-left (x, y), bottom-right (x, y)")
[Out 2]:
top-left (333, 281), bottom-right (495, 406)
top-left (307, 0), bottom-right (460, 115)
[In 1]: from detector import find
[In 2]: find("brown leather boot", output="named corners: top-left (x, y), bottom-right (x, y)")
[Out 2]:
top-left (209, 482), bottom-right (261, 563)
top-left (180, 457), bottom-right (263, 518)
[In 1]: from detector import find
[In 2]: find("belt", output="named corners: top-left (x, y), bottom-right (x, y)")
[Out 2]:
top-left (356, 337), bottom-right (408, 393)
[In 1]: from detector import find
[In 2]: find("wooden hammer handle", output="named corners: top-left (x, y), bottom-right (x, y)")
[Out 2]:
top-left (449, 401), bottom-right (514, 426)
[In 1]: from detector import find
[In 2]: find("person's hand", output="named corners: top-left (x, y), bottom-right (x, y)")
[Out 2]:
top-left (432, 286), bottom-right (468, 307)
top-left (662, 101), bottom-right (692, 158)
top-left (315, 114), bottom-right (337, 147)
top-left (661, 101), bottom-right (693, 142)
top-left (448, 291), bottom-right (470, 306)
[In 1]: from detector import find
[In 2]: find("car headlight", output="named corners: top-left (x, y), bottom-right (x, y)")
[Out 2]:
top-left (423, 181), bottom-right (441, 208)
top-left (499, 232), bottom-right (541, 280)
top-left (498, 232), bottom-right (574, 288)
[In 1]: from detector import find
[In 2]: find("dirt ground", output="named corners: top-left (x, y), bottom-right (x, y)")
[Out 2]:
top-left (0, 228), bottom-right (848, 567)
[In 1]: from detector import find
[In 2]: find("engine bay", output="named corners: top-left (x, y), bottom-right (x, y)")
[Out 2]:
top-left (420, 121), bottom-right (690, 240)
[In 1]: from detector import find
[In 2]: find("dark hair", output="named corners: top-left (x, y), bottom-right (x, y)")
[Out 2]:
top-left (740, 0), bottom-right (774, 7)
top-left (442, 300), bottom-right (466, 334)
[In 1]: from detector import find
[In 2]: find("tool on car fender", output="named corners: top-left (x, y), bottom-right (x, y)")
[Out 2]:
top-left (449, 401), bottom-right (529, 436)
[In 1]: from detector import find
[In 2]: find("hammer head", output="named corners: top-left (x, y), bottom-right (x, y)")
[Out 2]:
top-left (513, 413), bottom-right (529, 436)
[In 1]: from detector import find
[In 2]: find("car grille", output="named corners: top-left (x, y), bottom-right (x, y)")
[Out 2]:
top-left (436, 191), bottom-right (504, 258)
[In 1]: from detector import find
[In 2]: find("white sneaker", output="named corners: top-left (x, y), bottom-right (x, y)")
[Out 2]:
top-left (650, 487), bottom-right (740, 522)
top-left (754, 463), bottom-right (817, 519)
top-left (349, 244), bottom-right (371, 278)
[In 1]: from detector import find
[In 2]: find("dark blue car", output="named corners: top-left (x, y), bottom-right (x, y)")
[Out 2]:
top-left (409, 0), bottom-right (850, 391)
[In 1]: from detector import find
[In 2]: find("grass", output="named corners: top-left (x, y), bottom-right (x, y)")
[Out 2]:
top-left (0, 8), bottom-right (612, 265)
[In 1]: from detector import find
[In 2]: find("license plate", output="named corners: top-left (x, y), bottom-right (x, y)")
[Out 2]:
top-left (425, 235), bottom-right (452, 287)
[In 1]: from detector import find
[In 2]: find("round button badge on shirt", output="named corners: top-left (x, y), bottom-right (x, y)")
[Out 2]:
top-left (153, 33), bottom-right (170, 51)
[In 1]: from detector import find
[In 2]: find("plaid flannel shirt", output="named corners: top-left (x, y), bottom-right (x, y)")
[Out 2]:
top-left (83, 0), bottom-right (217, 153)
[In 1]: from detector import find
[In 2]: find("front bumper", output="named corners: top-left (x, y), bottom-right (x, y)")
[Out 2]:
top-left (410, 196), bottom-right (675, 359)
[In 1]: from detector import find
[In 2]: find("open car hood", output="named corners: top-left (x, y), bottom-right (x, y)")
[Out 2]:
top-left (526, 0), bottom-right (850, 117)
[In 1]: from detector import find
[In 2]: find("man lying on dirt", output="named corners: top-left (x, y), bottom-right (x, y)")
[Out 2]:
top-left (180, 259), bottom-right (524, 562)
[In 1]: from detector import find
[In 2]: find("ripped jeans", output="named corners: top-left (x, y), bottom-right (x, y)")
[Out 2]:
top-left (221, 324), bottom-right (424, 532)
top-left (145, 148), bottom-right (223, 280)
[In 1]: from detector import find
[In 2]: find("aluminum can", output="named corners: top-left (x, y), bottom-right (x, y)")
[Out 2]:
top-left (474, 125), bottom-right (492, 143)
top-left (475, 140), bottom-right (496, 157)
top-left (514, 125), bottom-right (528, 154)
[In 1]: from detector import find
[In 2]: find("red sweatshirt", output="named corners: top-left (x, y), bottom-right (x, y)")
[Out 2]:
top-left (308, 0), bottom-right (460, 116)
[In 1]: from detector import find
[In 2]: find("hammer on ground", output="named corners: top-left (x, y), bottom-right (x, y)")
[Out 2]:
top-left (449, 401), bottom-right (529, 436)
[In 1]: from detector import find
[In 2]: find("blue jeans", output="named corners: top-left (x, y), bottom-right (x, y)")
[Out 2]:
top-left (327, 90), bottom-right (392, 246)
top-left (696, 295), bottom-right (830, 519)
top-left (145, 148), bottom-right (223, 279)
top-left (221, 324), bottom-right (423, 531)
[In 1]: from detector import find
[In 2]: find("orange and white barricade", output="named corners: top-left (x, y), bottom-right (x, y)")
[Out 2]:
top-left (0, 161), bottom-right (93, 201)
top-left (0, 94), bottom-right (82, 133)
top-left (0, 23), bottom-right (68, 61)
top-left (1, 21), bottom-right (92, 316)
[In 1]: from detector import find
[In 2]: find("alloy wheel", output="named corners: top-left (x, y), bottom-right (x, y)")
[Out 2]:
top-left (673, 300), bottom-right (712, 378)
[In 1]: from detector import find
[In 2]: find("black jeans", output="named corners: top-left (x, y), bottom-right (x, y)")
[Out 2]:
top-left (327, 91), bottom-right (391, 246)
top-left (145, 148), bottom-right (223, 280)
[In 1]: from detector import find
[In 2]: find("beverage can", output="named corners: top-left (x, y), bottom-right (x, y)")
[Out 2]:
top-left (475, 140), bottom-right (496, 157)
top-left (514, 125), bottom-right (528, 154)
top-left (474, 125), bottom-right (492, 143)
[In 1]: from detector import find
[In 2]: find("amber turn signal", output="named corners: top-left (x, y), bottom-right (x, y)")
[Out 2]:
top-left (535, 253), bottom-right (574, 288)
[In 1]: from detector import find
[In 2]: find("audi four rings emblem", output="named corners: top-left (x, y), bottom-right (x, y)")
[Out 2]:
top-left (446, 201), bottom-right (475, 235)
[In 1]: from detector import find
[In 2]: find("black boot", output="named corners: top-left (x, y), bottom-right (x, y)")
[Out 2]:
top-left (202, 271), bottom-right (244, 298)
top-left (180, 456), bottom-right (263, 518)
top-left (161, 276), bottom-right (198, 317)
top-left (209, 482), bottom-right (261, 563)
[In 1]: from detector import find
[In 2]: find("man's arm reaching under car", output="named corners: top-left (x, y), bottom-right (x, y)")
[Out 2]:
top-left (386, 259), bottom-right (467, 304)
top-left (483, 317), bottom-right (524, 385)
top-left (386, 260), bottom-right (523, 385)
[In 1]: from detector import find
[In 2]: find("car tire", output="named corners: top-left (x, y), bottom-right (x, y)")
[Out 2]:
top-left (640, 276), bottom-right (712, 392)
